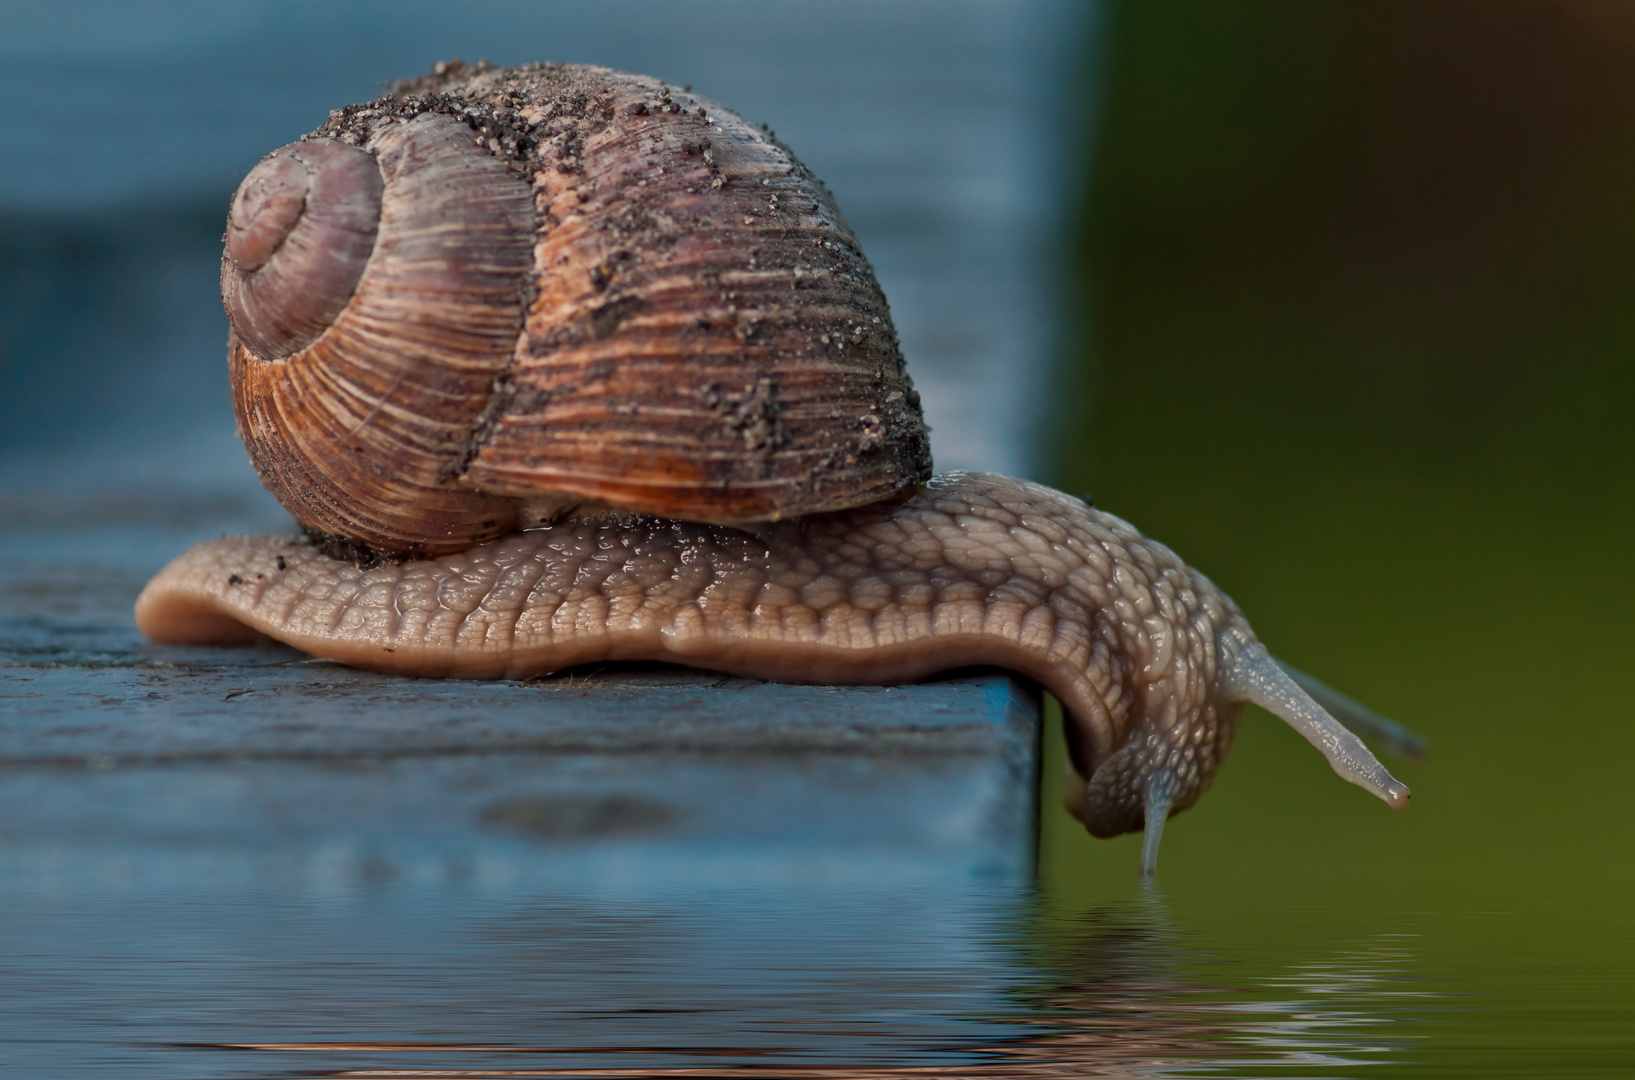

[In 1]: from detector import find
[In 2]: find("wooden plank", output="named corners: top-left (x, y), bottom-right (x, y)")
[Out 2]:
top-left (0, 497), bottom-right (1041, 865)
top-left (0, 496), bottom-right (1044, 1076)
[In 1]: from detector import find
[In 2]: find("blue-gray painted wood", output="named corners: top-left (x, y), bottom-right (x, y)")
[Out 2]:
top-left (0, 515), bottom-right (1042, 874)
top-left (0, 494), bottom-right (1044, 1076)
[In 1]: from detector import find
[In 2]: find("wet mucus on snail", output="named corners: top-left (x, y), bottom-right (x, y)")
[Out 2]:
top-left (136, 60), bottom-right (1422, 874)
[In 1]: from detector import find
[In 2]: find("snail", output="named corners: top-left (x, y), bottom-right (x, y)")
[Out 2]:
top-left (134, 60), bottom-right (1419, 874)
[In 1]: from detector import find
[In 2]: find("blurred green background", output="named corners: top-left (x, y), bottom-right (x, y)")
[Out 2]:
top-left (1045, 0), bottom-right (1635, 894)
top-left (1033, 4), bottom-right (1635, 1070)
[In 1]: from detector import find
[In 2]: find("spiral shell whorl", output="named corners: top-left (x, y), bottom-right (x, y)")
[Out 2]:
top-left (230, 113), bottom-right (534, 555)
top-left (222, 141), bottom-right (383, 360)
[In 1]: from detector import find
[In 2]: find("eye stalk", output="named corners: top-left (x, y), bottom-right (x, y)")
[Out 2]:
top-left (221, 141), bottom-right (384, 361)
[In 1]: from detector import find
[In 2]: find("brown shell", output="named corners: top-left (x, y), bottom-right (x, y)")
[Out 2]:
top-left (223, 61), bottom-right (931, 556)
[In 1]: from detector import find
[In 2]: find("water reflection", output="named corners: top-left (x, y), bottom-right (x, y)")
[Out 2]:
top-left (996, 891), bottom-right (1426, 1078)
top-left (171, 888), bottom-right (1433, 1079)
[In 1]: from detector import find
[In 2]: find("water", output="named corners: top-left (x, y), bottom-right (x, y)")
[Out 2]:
top-left (1014, 891), bottom-right (1632, 1078)
top-left (6, 838), bottom-right (1624, 1075)
top-left (1024, 695), bottom-right (1635, 1079)
top-left (0, 883), bottom-right (1033, 1075)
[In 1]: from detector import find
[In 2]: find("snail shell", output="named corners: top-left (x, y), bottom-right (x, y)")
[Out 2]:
top-left (222, 62), bottom-right (930, 557)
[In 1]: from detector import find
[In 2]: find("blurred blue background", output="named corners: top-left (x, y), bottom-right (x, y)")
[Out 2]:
top-left (0, 0), bottom-right (1089, 500)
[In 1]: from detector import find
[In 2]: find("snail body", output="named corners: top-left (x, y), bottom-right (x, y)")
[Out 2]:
top-left (136, 61), bottom-right (1414, 873)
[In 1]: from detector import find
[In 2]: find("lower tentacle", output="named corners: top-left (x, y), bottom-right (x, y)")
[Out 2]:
top-left (1139, 767), bottom-right (1181, 877)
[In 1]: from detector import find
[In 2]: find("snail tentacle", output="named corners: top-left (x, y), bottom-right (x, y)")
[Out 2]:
top-left (1218, 633), bottom-right (1412, 809)
top-left (1139, 767), bottom-right (1181, 877)
top-left (1275, 658), bottom-right (1428, 761)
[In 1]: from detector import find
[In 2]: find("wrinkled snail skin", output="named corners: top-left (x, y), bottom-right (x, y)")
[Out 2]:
top-left (135, 472), bottom-right (1411, 868)
top-left (139, 61), bottom-right (1415, 874)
